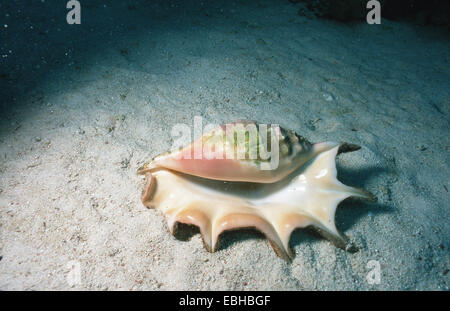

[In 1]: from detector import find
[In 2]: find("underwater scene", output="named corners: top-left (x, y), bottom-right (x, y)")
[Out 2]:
top-left (0, 0), bottom-right (449, 291)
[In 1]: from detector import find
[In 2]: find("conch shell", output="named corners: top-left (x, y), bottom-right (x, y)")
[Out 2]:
top-left (138, 121), bottom-right (376, 260)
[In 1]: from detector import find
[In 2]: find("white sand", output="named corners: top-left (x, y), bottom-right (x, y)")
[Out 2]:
top-left (0, 0), bottom-right (449, 290)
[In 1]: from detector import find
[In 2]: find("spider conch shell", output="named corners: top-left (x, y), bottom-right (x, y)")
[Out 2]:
top-left (138, 121), bottom-right (376, 260)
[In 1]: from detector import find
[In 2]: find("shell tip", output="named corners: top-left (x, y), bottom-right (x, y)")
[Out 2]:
top-left (338, 142), bottom-right (361, 155)
top-left (141, 173), bottom-right (156, 205)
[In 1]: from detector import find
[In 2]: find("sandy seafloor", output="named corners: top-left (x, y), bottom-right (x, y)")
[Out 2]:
top-left (0, 0), bottom-right (449, 290)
